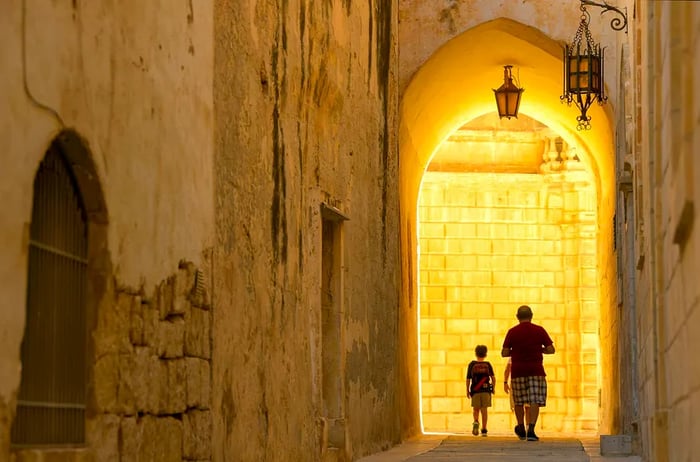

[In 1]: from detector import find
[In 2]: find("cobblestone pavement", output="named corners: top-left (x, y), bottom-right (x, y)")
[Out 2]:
top-left (357, 434), bottom-right (642, 462)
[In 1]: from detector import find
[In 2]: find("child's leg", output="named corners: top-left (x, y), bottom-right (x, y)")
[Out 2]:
top-left (481, 407), bottom-right (488, 430)
top-left (472, 407), bottom-right (480, 423)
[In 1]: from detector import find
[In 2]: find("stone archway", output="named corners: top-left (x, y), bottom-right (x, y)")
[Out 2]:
top-left (51, 130), bottom-right (109, 225)
top-left (398, 18), bottom-right (616, 438)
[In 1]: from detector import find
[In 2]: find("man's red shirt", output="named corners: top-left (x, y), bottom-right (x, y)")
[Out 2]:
top-left (502, 321), bottom-right (553, 378)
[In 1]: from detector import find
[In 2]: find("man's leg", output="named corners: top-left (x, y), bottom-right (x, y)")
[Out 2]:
top-left (526, 404), bottom-right (540, 441)
top-left (513, 404), bottom-right (526, 439)
top-left (514, 404), bottom-right (525, 425)
top-left (527, 376), bottom-right (547, 441)
top-left (526, 376), bottom-right (547, 441)
top-left (527, 403), bottom-right (540, 426)
top-left (512, 378), bottom-right (527, 439)
top-left (524, 404), bottom-right (530, 426)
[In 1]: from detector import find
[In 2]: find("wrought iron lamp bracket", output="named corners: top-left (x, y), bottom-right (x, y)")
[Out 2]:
top-left (580, 0), bottom-right (628, 33)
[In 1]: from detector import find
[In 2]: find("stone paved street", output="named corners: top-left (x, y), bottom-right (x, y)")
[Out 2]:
top-left (358, 435), bottom-right (642, 462)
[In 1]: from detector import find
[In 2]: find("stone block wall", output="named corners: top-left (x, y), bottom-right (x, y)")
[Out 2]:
top-left (213, 1), bottom-right (402, 460)
top-left (631, 2), bottom-right (700, 461)
top-left (0, 2), bottom-right (215, 456)
top-left (418, 171), bottom-right (599, 434)
top-left (10, 261), bottom-right (212, 462)
top-left (94, 261), bottom-right (212, 461)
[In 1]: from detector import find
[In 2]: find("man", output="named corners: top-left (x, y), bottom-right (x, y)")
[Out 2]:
top-left (501, 305), bottom-right (555, 441)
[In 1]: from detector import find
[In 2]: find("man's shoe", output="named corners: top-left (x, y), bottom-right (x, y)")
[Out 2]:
top-left (526, 430), bottom-right (539, 441)
top-left (514, 424), bottom-right (526, 440)
top-left (472, 421), bottom-right (479, 436)
top-left (481, 429), bottom-right (488, 437)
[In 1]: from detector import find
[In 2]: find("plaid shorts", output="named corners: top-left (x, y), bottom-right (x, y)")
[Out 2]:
top-left (511, 376), bottom-right (547, 407)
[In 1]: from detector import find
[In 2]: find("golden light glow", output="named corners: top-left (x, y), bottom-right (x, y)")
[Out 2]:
top-left (398, 18), bottom-right (618, 437)
top-left (418, 163), bottom-right (599, 433)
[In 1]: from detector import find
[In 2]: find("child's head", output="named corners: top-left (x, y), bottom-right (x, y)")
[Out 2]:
top-left (475, 344), bottom-right (488, 359)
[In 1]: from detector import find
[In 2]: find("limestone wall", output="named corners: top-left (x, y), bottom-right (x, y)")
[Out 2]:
top-left (9, 262), bottom-right (213, 462)
top-left (419, 171), bottom-right (599, 434)
top-left (87, 262), bottom-right (212, 462)
top-left (398, 0), bottom-right (633, 100)
top-left (631, 2), bottom-right (700, 461)
top-left (213, 1), bottom-right (401, 461)
top-left (1, 1), bottom-right (402, 461)
top-left (0, 0), bottom-right (214, 458)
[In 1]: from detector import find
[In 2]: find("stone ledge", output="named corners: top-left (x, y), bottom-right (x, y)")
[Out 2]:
top-left (600, 434), bottom-right (632, 456)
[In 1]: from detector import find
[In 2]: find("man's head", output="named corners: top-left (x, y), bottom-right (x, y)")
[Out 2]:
top-left (475, 344), bottom-right (488, 358)
top-left (516, 305), bottom-right (533, 321)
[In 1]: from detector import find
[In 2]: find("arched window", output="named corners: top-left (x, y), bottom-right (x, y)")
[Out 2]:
top-left (11, 141), bottom-right (88, 446)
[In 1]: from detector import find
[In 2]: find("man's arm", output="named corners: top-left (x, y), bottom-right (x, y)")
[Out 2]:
top-left (541, 328), bottom-right (555, 354)
top-left (501, 331), bottom-right (511, 357)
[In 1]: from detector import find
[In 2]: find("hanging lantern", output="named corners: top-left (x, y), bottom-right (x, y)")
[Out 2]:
top-left (561, 2), bottom-right (611, 130)
top-left (493, 65), bottom-right (524, 119)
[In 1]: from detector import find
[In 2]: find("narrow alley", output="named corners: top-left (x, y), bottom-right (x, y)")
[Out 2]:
top-left (359, 435), bottom-right (641, 462)
top-left (1, 1), bottom-right (699, 461)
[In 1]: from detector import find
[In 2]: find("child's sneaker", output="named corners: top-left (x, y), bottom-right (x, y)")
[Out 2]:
top-left (481, 428), bottom-right (488, 437)
top-left (472, 421), bottom-right (479, 436)
top-left (514, 424), bottom-right (526, 440)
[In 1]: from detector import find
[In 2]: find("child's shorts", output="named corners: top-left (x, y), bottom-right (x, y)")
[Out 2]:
top-left (471, 391), bottom-right (492, 408)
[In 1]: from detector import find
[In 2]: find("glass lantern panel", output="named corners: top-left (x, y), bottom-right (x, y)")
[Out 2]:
top-left (495, 93), bottom-right (507, 117)
top-left (574, 57), bottom-right (589, 73)
top-left (507, 94), bottom-right (519, 116)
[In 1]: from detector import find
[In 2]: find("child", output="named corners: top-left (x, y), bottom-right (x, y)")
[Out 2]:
top-left (466, 344), bottom-right (495, 436)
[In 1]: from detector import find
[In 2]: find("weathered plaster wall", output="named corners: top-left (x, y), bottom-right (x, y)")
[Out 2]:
top-left (0, 0), bottom-right (214, 457)
top-left (606, 10), bottom-right (638, 444)
top-left (2, 0), bottom-right (403, 460)
top-left (631, 2), bottom-right (700, 461)
top-left (213, 1), bottom-right (400, 461)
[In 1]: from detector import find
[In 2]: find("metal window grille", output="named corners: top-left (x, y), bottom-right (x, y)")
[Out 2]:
top-left (11, 145), bottom-right (88, 446)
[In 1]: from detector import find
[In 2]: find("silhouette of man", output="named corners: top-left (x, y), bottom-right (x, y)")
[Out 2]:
top-left (501, 305), bottom-right (555, 441)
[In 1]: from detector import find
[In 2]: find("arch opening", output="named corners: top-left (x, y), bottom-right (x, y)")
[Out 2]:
top-left (418, 112), bottom-right (600, 434)
top-left (398, 18), bottom-right (616, 438)
top-left (11, 130), bottom-right (109, 452)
